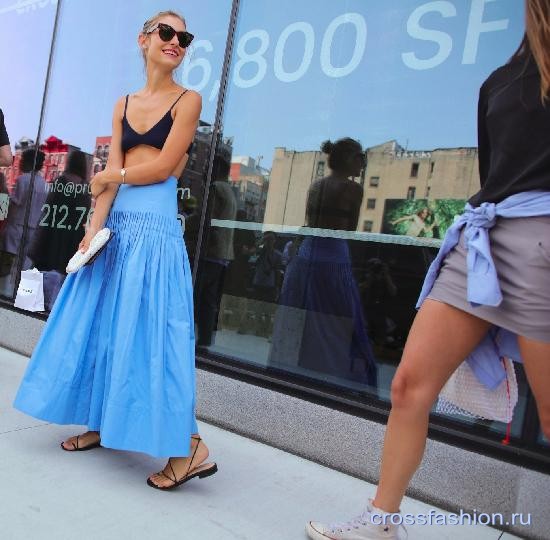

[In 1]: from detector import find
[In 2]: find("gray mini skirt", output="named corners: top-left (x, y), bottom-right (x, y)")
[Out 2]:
top-left (428, 216), bottom-right (550, 343)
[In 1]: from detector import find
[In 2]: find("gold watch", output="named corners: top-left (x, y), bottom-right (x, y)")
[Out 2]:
top-left (120, 168), bottom-right (126, 184)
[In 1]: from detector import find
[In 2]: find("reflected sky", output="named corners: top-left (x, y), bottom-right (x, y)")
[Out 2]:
top-left (0, 0), bottom-right (523, 165)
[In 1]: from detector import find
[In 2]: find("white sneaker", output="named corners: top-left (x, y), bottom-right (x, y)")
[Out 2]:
top-left (306, 499), bottom-right (407, 540)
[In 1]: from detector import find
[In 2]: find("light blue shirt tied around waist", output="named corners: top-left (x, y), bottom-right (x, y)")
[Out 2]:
top-left (416, 191), bottom-right (550, 390)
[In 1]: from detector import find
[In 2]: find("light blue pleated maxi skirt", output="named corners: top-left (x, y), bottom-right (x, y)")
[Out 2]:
top-left (13, 176), bottom-right (198, 458)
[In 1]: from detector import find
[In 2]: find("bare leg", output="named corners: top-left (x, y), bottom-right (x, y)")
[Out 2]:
top-left (517, 336), bottom-right (550, 440)
top-left (147, 434), bottom-right (210, 488)
top-left (373, 300), bottom-right (491, 512)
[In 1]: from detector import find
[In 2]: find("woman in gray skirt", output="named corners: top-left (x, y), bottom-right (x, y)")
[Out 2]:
top-left (306, 1), bottom-right (550, 539)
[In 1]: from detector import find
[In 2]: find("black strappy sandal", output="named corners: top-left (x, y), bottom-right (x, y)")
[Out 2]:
top-left (147, 436), bottom-right (218, 490)
top-left (60, 433), bottom-right (101, 452)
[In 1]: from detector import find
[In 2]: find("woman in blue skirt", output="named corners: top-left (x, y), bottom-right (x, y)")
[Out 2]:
top-left (13, 10), bottom-right (217, 490)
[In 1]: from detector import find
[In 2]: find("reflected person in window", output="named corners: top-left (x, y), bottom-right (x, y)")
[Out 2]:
top-left (360, 258), bottom-right (398, 346)
top-left (13, 10), bottom-right (217, 491)
top-left (307, 2), bottom-right (550, 538)
top-left (29, 150), bottom-right (92, 276)
top-left (222, 209), bottom-right (257, 334)
top-left (0, 172), bottom-right (8, 236)
top-left (0, 108), bottom-right (12, 167)
top-left (1, 149), bottom-right (47, 268)
top-left (0, 172), bottom-right (9, 278)
top-left (195, 154), bottom-right (237, 347)
top-left (250, 230), bottom-right (283, 337)
top-left (270, 138), bottom-right (377, 387)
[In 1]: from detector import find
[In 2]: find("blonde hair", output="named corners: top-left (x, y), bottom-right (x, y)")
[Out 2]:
top-left (525, 0), bottom-right (550, 100)
top-left (141, 10), bottom-right (187, 64)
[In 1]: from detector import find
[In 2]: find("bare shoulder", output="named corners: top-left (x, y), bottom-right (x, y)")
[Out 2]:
top-left (180, 87), bottom-right (201, 100)
top-left (176, 88), bottom-right (202, 112)
top-left (113, 95), bottom-right (128, 118)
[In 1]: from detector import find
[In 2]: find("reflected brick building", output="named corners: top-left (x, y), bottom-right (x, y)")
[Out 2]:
top-left (359, 140), bottom-right (479, 232)
top-left (264, 146), bottom-right (362, 227)
top-left (0, 136), bottom-right (35, 190)
top-left (93, 136), bottom-right (111, 174)
top-left (229, 156), bottom-right (268, 221)
top-left (264, 141), bottom-right (480, 232)
top-left (0, 135), bottom-right (93, 191)
top-left (40, 135), bottom-right (92, 182)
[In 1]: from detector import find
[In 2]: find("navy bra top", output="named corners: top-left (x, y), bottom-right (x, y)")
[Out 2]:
top-left (121, 90), bottom-right (191, 153)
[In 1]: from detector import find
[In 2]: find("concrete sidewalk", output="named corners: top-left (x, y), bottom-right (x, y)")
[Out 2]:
top-left (0, 347), bottom-right (521, 540)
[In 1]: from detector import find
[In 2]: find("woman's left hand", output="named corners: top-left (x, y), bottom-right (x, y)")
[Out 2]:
top-left (90, 171), bottom-right (107, 198)
top-left (90, 168), bottom-right (118, 198)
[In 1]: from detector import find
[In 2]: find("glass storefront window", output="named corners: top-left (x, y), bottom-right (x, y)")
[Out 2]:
top-left (0, 0), bottom-right (59, 299)
top-left (195, 0), bottom-right (533, 445)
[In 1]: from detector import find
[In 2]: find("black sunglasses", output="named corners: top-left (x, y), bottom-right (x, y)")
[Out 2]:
top-left (146, 22), bottom-right (194, 49)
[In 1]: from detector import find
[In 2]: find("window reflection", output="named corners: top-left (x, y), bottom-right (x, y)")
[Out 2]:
top-left (28, 150), bottom-right (92, 309)
top-left (195, 153), bottom-right (237, 348)
top-left (194, 0), bottom-right (543, 449)
top-left (0, 148), bottom-right (47, 296)
top-left (0, 3), bottom-right (58, 299)
top-left (269, 138), bottom-right (377, 387)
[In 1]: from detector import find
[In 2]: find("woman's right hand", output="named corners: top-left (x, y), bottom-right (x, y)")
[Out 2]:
top-left (78, 225), bottom-right (99, 253)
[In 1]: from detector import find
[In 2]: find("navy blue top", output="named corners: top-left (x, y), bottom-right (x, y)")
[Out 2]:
top-left (121, 90), bottom-right (190, 153)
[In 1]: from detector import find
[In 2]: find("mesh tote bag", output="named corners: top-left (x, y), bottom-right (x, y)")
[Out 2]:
top-left (436, 357), bottom-right (518, 424)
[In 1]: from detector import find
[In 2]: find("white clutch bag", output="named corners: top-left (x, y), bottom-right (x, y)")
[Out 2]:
top-left (66, 228), bottom-right (114, 274)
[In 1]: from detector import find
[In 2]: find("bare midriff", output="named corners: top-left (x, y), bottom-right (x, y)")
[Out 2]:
top-left (123, 144), bottom-right (188, 180)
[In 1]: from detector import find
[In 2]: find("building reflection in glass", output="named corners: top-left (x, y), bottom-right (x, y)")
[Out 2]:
top-left (269, 138), bottom-right (377, 387)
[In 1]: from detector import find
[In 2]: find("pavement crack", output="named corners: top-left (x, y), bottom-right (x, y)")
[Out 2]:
top-left (0, 423), bottom-right (50, 436)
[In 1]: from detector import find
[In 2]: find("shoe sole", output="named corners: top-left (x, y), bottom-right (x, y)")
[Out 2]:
top-left (306, 522), bottom-right (334, 540)
top-left (306, 520), bottom-right (404, 540)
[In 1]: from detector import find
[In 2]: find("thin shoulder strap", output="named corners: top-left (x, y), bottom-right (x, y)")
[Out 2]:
top-left (123, 94), bottom-right (129, 117)
top-left (170, 89), bottom-right (189, 111)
